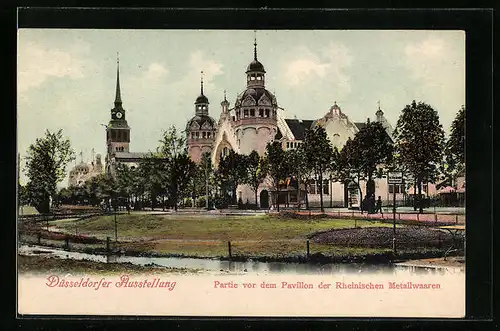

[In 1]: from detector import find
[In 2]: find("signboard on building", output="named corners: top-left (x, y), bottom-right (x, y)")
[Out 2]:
top-left (388, 172), bottom-right (403, 184)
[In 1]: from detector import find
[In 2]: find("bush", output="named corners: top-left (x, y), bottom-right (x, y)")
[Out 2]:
top-left (184, 198), bottom-right (193, 208)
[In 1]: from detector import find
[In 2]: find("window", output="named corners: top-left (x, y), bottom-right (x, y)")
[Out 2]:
top-left (309, 180), bottom-right (317, 194)
top-left (389, 184), bottom-right (403, 194)
top-left (257, 75), bottom-right (262, 80)
top-left (286, 142), bottom-right (290, 149)
top-left (250, 76), bottom-right (256, 81)
top-left (250, 109), bottom-right (255, 117)
top-left (202, 132), bottom-right (206, 139)
top-left (195, 132), bottom-right (199, 138)
top-left (265, 109), bottom-right (270, 117)
top-left (259, 109), bottom-right (264, 117)
top-left (232, 116), bottom-right (235, 121)
top-left (244, 109), bottom-right (249, 118)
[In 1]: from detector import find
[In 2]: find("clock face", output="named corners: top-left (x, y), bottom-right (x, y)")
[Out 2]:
top-left (116, 112), bottom-right (123, 119)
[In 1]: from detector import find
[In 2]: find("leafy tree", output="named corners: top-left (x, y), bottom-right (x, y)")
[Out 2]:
top-left (336, 137), bottom-right (364, 210)
top-left (352, 120), bottom-right (394, 211)
top-left (444, 105), bottom-right (465, 185)
top-left (24, 129), bottom-right (75, 214)
top-left (393, 100), bottom-right (445, 213)
top-left (114, 163), bottom-right (136, 207)
top-left (244, 150), bottom-right (268, 210)
top-left (198, 152), bottom-right (215, 208)
top-left (217, 150), bottom-right (248, 206)
top-left (264, 141), bottom-right (288, 212)
top-left (158, 126), bottom-right (196, 211)
top-left (302, 125), bottom-right (334, 212)
top-left (285, 147), bottom-right (312, 209)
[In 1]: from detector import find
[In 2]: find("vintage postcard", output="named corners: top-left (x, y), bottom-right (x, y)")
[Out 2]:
top-left (17, 29), bottom-right (466, 317)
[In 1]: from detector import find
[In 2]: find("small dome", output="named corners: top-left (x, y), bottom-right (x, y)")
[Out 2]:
top-left (186, 115), bottom-right (216, 131)
top-left (195, 94), bottom-right (209, 104)
top-left (235, 87), bottom-right (277, 107)
top-left (246, 60), bottom-right (266, 73)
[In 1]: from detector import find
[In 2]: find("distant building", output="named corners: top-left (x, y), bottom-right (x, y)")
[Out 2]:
top-left (68, 152), bottom-right (103, 187)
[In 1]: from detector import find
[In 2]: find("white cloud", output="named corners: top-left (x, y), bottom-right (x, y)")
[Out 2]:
top-left (17, 40), bottom-right (91, 93)
top-left (143, 62), bottom-right (169, 82)
top-left (283, 43), bottom-right (353, 96)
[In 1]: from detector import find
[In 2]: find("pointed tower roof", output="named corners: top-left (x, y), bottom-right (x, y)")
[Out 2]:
top-left (246, 30), bottom-right (266, 73)
top-left (114, 52), bottom-right (122, 106)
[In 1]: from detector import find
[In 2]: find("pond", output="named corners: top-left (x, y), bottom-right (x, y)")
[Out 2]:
top-left (18, 244), bottom-right (463, 276)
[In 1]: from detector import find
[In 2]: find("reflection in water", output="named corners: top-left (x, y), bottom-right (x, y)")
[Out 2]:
top-left (18, 244), bottom-right (463, 275)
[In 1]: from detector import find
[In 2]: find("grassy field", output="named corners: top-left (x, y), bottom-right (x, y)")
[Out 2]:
top-left (47, 213), bottom-right (395, 258)
top-left (53, 213), bottom-right (394, 241)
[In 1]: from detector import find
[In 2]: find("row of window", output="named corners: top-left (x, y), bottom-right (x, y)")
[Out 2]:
top-left (115, 146), bottom-right (126, 152)
top-left (388, 184), bottom-right (429, 194)
top-left (286, 141), bottom-right (302, 149)
top-left (308, 180), bottom-right (330, 195)
top-left (108, 130), bottom-right (129, 142)
top-left (247, 74), bottom-right (264, 81)
top-left (190, 131), bottom-right (214, 140)
top-left (235, 108), bottom-right (276, 120)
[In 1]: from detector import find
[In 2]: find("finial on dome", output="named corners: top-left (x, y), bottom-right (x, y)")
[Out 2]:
top-left (377, 100), bottom-right (381, 110)
top-left (200, 71), bottom-right (204, 95)
top-left (223, 89), bottom-right (227, 101)
top-left (253, 30), bottom-right (258, 60)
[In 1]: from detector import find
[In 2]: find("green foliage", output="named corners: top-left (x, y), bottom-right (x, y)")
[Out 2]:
top-left (264, 141), bottom-right (288, 211)
top-left (217, 150), bottom-right (248, 205)
top-left (244, 150), bottom-right (268, 209)
top-left (393, 100), bottom-right (445, 183)
top-left (24, 129), bottom-right (75, 213)
top-left (156, 126), bottom-right (196, 210)
top-left (393, 100), bottom-right (445, 212)
top-left (443, 105), bottom-right (465, 183)
top-left (302, 125), bottom-right (334, 211)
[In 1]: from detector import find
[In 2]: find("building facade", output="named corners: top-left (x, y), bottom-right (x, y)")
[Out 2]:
top-left (68, 151), bottom-right (104, 187)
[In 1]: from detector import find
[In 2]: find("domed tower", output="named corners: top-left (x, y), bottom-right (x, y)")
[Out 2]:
top-left (186, 71), bottom-right (217, 163)
top-left (233, 31), bottom-right (278, 156)
top-left (374, 101), bottom-right (394, 138)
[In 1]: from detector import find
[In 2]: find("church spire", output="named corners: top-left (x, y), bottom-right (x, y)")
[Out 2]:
top-left (115, 52), bottom-right (122, 106)
top-left (253, 30), bottom-right (258, 60)
top-left (200, 71), bottom-right (204, 95)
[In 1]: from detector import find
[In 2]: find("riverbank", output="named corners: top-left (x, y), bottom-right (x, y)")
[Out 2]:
top-left (17, 254), bottom-right (203, 275)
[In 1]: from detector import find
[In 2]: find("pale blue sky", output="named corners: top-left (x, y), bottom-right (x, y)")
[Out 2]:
top-left (17, 29), bottom-right (465, 187)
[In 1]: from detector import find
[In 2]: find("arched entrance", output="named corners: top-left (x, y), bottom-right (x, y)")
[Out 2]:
top-left (260, 190), bottom-right (269, 209)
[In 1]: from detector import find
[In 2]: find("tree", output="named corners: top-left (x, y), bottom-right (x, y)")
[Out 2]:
top-left (158, 126), bottom-right (196, 211)
top-left (244, 150), bottom-right (268, 210)
top-left (302, 125), bottom-right (334, 212)
top-left (265, 141), bottom-right (288, 212)
top-left (217, 150), bottom-right (248, 206)
top-left (393, 100), bottom-right (445, 213)
top-left (24, 129), bottom-right (75, 214)
top-left (351, 120), bottom-right (394, 212)
top-left (286, 147), bottom-right (312, 210)
top-left (444, 105), bottom-right (465, 185)
top-left (114, 163), bottom-right (136, 207)
top-left (336, 137), bottom-right (364, 210)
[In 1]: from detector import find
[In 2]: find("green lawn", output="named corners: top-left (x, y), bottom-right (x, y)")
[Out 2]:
top-left (47, 213), bottom-right (396, 258)
top-left (55, 213), bottom-right (395, 241)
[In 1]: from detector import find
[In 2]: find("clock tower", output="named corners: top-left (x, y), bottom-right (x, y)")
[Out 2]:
top-left (106, 53), bottom-right (130, 156)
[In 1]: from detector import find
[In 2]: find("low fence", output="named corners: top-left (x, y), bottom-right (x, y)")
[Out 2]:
top-left (272, 210), bottom-right (465, 226)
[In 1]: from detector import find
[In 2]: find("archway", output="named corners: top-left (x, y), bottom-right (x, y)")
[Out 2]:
top-left (260, 190), bottom-right (269, 209)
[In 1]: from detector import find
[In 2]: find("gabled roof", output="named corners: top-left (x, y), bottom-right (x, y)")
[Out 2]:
top-left (354, 122), bottom-right (367, 130)
top-left (284, 119), bottom-right (314, 140)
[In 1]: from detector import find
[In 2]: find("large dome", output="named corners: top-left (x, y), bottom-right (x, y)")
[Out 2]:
top-left (186, 114), bottom-right (216, 131)
top-left (235, 87), bottom-right (277, 107)
top-left (246, 59), bottom-right (266, 73)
